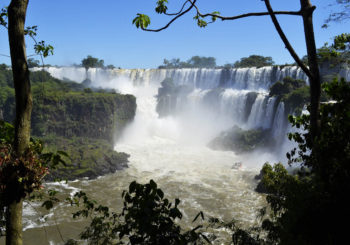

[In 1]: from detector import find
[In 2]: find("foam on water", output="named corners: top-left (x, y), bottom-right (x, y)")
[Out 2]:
top-left (20, 66), bottom-right (304, 244)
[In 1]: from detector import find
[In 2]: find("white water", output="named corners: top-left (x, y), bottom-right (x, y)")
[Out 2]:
top-left (19, 67), bottom-right (306, 244)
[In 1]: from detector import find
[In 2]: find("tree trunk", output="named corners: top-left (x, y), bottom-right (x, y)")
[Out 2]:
top-left (5, 202), bottom-right (23, 245)
top-left (300, 0), bottom-right (321, 141)
top-left (6, 0), bottom-right (30, 245)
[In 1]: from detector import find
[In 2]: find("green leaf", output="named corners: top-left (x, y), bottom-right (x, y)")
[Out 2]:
top-left (155, 0), bottom-right (168, 14)
top-left (197, 19), bottom-right (207, 28)
top-left (132, 14), bottom-right (151, 29)
top-left (211, 11), bottom-right (220, 22)
top-left (57, 150), bottom-right (69, 158)
top-left (42, 200), bottom-right (54, 210)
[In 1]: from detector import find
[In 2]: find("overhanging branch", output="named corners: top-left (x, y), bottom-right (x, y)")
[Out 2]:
top-left (189, 0), bottom-right (301, 21)
top-left (141, 0), bottom-right (302, 32)
top-left (142, 0), bottom-right (197, 32)
top-left (164, 1), bottom-right (189, 16)
top-left (264, 0), bottom-right (312, 78)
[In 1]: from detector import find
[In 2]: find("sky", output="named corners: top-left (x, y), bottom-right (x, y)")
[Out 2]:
top-left (0, 0), bottom-right (348, 68)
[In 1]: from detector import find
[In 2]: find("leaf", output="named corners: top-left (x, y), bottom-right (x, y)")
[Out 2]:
top-left (211, 11), bottom-right (220, 22)
top-left (155, 0), bottom-right (168, 14)
top-left (132, 14), bottom-right (151, 29)
top-left (129, 181), bottom-right (137, 193)
top-left (157, 188), bottom-right (164, 199)
top-left (42, 200), bottom-right (54, 210)
top-left (197, 19), bottom-right (207, 28)
top-left (150, 179), bottom-right (157, 190)
top-left (57, 150), bottom-right (69, 158)
top-left (175, 198), bottom-right (180, 207)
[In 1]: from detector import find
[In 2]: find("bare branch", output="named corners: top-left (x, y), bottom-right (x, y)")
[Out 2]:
top-left (164, 1), bottom-right (189, 16)
top-left (142, 0), bottom-right (197, 32)
top-left (189, 0), bottom-right (301, 21)
top-left (263, 0), bottom-right (312, 78)
top-left (200, 11), bottom-right (301, 20)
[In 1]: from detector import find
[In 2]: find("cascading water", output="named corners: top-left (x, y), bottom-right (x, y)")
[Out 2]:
top-left (21, 66), bottom-right (308, 244)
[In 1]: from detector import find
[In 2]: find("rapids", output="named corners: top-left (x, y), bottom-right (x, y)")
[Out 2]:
top-left (19, 67), bottom-right (304, 244)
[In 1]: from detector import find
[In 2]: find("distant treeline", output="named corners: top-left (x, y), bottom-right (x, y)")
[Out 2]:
top-left (158, 55), bottom-right (276, 69)
top-left (160, 42), bottom-right (350, 69)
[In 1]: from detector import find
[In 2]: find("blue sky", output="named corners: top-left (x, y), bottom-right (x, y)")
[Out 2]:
top-left (0, 0), bottom-right (348, 68)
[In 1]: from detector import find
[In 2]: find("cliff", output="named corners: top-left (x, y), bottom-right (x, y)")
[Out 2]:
top-left (0, 69), bottom-right (137, 180)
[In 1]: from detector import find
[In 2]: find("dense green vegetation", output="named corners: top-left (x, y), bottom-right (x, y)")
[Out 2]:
top-left (232, 55), bottom-right (275, 68)
top-left (158, 55), bottom-right (278, 69)
top-left (158, 56), bottom-right (216, 68)
top-left (42, 136), bottom-right (129, 181)
top-left (208, 125), bottom-right (273, 154)
top-left (252, 78), bottom-right (350, 245)
top-left (0, 69), bottom-right (136, 180)
top-left (81, 55), bottom-right (105, 70)
top-left (1, 69), bottom-right (136, 141)
top-left (269, 77), bottom-right (309, 114)
top-left (65, 180), bottom-right (210, 244)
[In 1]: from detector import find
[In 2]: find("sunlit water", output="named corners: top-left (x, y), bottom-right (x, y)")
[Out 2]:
top-left (15, 71), bottom-right (291, 245)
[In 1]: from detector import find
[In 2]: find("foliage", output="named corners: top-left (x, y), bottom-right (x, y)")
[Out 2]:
top-left (42, 136), bottom-right (129, 181)
top-left (257, 78), bottom-right (350, 245)
top-left (34, 40), bottom-right (54, 58)
top-left (0, 121), bottom-right (67, 200)
top-left (234, 55), bottom-right (274, 68)
top-left (132, 14), bottom-right (151, 29)
top-left (187, 56), bottom-right (216, 68)
top-left (81, 55), bottom-right (105, 70)
top-left (208, 126), bottom-right (273, 154)
top-left (269, 77), bottom-right (306, 97)
top-left (27, 58), bottom-right (40, 68)
top-left (106, 64), bottom-right (116, 69)
top-left (269, 77), bottom-right (308, 114)
top-left (159, 56), bottom-right (216, 68)
top-left (67, 180), bottom-right (209, 245)
top-left (316, 33), bottom-right (350, 67)
top-left (0, 69), bottom-right (136, 141)
top-left (0, 69), bottom-right (136, 182)
top-left (0, 121), bottom-right (67, 236)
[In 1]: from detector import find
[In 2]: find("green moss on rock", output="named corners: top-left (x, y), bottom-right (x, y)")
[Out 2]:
top-left (208, 125), bottom-right (274, 154)
top-left (42, 136), bottom-right (129, 181)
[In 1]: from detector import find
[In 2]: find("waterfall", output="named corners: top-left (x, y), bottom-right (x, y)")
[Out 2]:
top-left (42, 66), bottom-right (308, 142)
top-left (272, 102), bottom-right (287, 140)
top-left (39, 66), bottom-right (307, 89)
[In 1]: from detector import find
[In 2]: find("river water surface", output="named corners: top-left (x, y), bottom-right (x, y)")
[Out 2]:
top-left (17, 68), bottom-right (290, 244)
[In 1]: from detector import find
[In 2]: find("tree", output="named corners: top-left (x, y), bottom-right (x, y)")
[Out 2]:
top-left (81, 55), bottom-right (105, 70)
top-left (159, 56), bottom-right (216, 68)
top-left (81, 55), bottom-right (105, 80)
top-left (187, 55), bottom-right (216, 68)
top-left (234, 55), bottom-right (274, 68)
top-left (1, 1), bottom-right (54, 244)
top-left (6, 2), bottom-right (32, 243)
top-left (133, 0), bottom-right (322, 144)
top-left (66, 180), bottom-right (209, 244)
top-left (256, 78), bottom-right (350, 244)
top-left (27, 58), bottom-right (40, 68)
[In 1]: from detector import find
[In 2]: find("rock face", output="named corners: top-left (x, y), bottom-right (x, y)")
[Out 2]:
top-left (208, 126), bottom-right (273, 154)
top-left (1, 69), bottom-right (137, 180)
top-left (3, 91), bottom-right (136, 142)
top-left (43, 136), bottom-right (130, 181)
